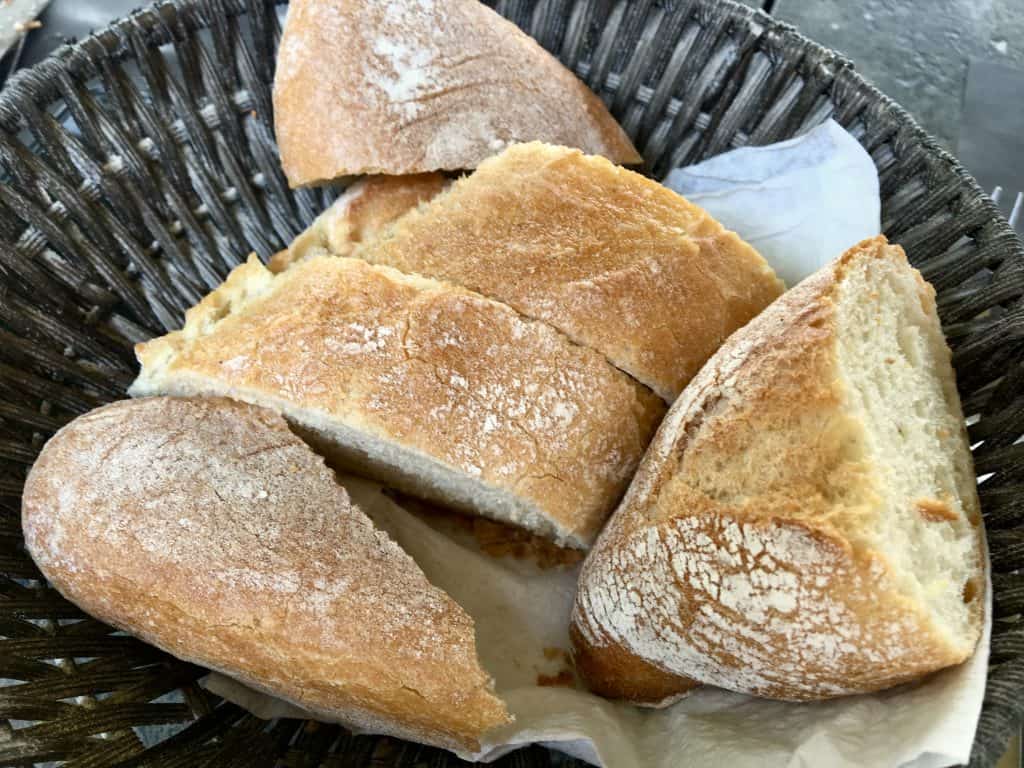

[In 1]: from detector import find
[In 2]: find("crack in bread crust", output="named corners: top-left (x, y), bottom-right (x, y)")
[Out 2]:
top-left (131, 255), bottom-right (665, 547)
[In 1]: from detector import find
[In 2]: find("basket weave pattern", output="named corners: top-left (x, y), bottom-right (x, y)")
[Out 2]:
top-left (0, 0), bottom-right (1020, 765)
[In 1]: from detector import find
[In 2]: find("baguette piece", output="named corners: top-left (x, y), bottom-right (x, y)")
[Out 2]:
top-left (571, 237), bottom-right (985, 702)
top-left (130, 255), bottom-right (665, 548)
top-left (268, 173), bottom-right (449, 273)
top-left (21, 397), bottom-right (510, 752)
top-left (273, 0), bottom-right (640, 187)
top-left (356, 142), bottom-right (784, 401)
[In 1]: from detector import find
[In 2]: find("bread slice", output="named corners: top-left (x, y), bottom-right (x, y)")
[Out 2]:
top-left (571, 236), bottom-right (985, 702)
top-left (273, 0), bottom-right (640, 187)
top-left (355, 142), bottom-right (785, 401)
top-left (268, 173), bottom-right (449, 273)
top-left (21, 397), bottom-right (510, 752)
top-left (130, 254), bottom-right (665, 548)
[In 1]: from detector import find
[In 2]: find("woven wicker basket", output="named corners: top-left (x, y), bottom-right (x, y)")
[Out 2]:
top-left (0, 0), bottom-right (1021, 765)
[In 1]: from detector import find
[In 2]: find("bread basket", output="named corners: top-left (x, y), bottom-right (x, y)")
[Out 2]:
top-left (0, 0), bottom-right (1021, 765)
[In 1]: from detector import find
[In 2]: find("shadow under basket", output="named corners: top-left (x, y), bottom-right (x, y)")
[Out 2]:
top-left (0, 0), bottom-right (1021, 765)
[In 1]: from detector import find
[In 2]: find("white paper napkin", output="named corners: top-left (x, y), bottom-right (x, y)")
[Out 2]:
top-left (207, 124), bottom-right (990, 768)
top-left (208, 479), bottom-right (990, 768)
top-left (665, 119), bottom-right (881, 288)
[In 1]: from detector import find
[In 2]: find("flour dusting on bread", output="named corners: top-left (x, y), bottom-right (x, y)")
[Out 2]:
top-left (363, 0), bottom-right (445, 121)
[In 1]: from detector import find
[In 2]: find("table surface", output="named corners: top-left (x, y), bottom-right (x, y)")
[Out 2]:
top-left (5, 1), bottom-right (1023, 766)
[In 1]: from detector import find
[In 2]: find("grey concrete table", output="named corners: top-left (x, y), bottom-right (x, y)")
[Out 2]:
top-left (774, 0), bottom-right (1024, 152)
top-left (15, 0), bottom-right (142, 69)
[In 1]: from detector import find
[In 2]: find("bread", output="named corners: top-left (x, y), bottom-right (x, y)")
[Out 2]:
top-left (571, 236), bottom-right (985, 702)
top-left (268, 173), bottom-right (449, 273)
top-left (130, 254), bottom-right (665, 548)
top-left (355, 142), bottom-right (785, 401)
top-left (273, 0), bottom-right (640, 187)
top-left (21, 396), bottom-right (510, 752)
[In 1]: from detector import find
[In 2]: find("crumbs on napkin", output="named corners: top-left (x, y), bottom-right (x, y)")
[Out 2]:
top-left (385, 489), bottom-right (584, 569)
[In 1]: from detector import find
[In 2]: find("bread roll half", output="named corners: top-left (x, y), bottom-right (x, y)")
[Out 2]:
top-left (131, 255), bottom-right (665, 548)
top-left (22, 397), bottom-right (510, 752)
top-left (571, 236), bottom-right (985, 702)
top-left (356, 142), bottom-right (784, 401)
top-left (273, 0), bottom-right (640, 186)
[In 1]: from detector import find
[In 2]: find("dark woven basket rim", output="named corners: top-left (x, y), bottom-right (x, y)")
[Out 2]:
top-left (0, 0), bottom-right (1003, 213)
top-left (0, 1), bottom-right (1021, 767)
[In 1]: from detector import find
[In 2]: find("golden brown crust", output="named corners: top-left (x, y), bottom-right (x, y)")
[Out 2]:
top-left (269, 174), bottom-right (449, 273)
top-left (569, 623), bottom-right (700, 705)
top-left (21, 397), bottom-right (509, 751)
top-left (132, 255), bottom-right (665, 546)
top-left (571, 237), bottom-right (984, 701)
top-left (273, 0), bottom-right (640, 186)
top-left (357, 142), bottom-right (784, 401)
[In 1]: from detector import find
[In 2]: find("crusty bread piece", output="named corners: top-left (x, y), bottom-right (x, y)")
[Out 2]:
top-left (130, 255), bottom-right (665, 548)
top-left (273, 0), bottom-right (640, 187)
top-left (268, 173), bottom-right (449, 273)
top-left (356, 142), bottom-right (784, 401)
top-left (571, 236), bottom-right (985, 702)
top-left (21, 397), bottom-right (510, 752)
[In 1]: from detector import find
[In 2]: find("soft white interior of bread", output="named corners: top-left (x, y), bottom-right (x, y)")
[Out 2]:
top-left (294, 416), bottom-right (581, 547)
top-left (836, 257), bottom-right (981, 650)
top-left (128, 375), bottom-right (581, 548)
